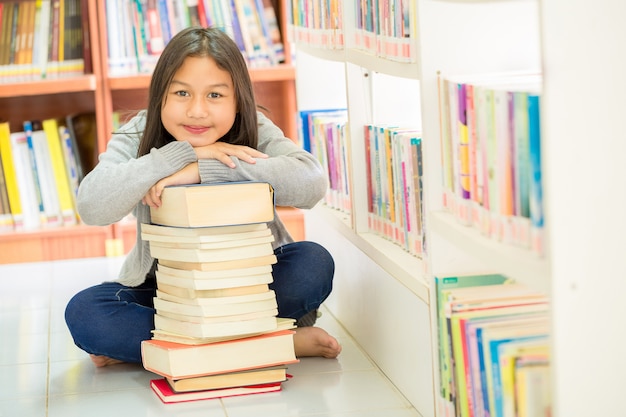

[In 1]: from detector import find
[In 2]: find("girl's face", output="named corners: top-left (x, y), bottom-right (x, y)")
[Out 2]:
top-left (161, 56), bottom-right (237, 147)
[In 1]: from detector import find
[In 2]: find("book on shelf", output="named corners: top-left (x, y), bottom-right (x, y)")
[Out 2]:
top-left (23, 120), bottom-right (59, 227)
top-left (57, 124), bottom-right (81, 205)
top-left (65, 112), bottom-right (97, 181)
top-left (0, 144), bottom-right (13, 231)
top-left (513, 345), bottom-right (551, 417)
top-left (150, 377), bottom-right (282, 404)
top-left (438, 72), bottom-right (543, 253)
top-left (149, 182), bottom-right (275, 228)
top-left (141, 328), bottom-right (298, 380)
top-left (9, 129), bottom-right (41, 230)
top-left (435, 273), bottom-right (549, 417)
top-left (0, 122), bottom-right (22, 229)
top-left (527, 93), bottom-right (543, 255)
top-left (166, 364), bottom-right (287, 393)
top-left (434, 273), bottom-right (511, 402)
top-left (103, 0), bottom-right (284, 74)
top-left (42, 118), bottom-right (78, 225)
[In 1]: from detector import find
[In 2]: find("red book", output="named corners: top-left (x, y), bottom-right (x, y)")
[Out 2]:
top-left (150, 378), bottom-right (281, 404)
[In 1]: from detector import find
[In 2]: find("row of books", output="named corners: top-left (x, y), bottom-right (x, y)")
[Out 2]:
top-left (299, 109), bottom-right (425, 257)
top-left (105, 0), bottom-right (285, 76)
top-left (364, 124), bottom-right (423, 256)
top-left (140, 182), bottom-right (298, 403)
top-left (0, 0), bottom-right (89, 83)
top-left (298, 109), bottom-right (351, 215)
top-left (435, 273), bottom-right (551, 417)
top-left (438, 72), bottom-right (545, 255)
top-left (289, 0), bottom-right (416, 62)
top-left (0, 113), bottom-right (97, 232)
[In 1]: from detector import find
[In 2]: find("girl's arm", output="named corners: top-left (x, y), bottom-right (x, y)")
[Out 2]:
top-left (196, 113), bottom-right (327, 208)
top-left (76, 112), bottom-right (197, 225)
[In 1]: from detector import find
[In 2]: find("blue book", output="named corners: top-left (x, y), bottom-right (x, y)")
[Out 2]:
top-left (527, 94), bottom-right (543, 228)
top-left (297, 109), bottom-right (347, 152)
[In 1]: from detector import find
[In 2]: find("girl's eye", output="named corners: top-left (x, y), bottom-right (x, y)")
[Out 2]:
top-left (208, 92), bottom-right (221, 99)
top-left (174, 91), bottom-right (189, 97)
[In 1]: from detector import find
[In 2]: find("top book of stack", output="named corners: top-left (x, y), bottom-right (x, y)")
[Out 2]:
top-left (150, 182), bottom-right (275, 228)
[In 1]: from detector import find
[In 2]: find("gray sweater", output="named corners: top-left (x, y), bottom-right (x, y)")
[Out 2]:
top-left (76, 111), bottom-right (327, 287)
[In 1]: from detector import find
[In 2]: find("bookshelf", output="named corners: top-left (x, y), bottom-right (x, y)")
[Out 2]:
top-left (292, 0), bottom-right (626, 416)
top-left (0, 0), bottom-right (303, 264)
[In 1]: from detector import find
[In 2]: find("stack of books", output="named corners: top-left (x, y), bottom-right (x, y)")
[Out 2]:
top-left (140, 182), bottom-right (299, 404)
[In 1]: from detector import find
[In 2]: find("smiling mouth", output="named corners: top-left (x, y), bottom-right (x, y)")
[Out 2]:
top-left (184, 125), bottom-right (210, 134)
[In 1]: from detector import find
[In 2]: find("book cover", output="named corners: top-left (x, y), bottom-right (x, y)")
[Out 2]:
top-left (150, 377), bottom-right (282, 403)
top-left (9, 130), bottom-right (41, 230)
top-left (434, 273), bottom-right (510, 401)
top-left (0, 122), bottom-right (22, 228)
top-left (150, 182), bottom-right (275, 228)
top-left (141, 329), bottom-right (298, 379)
top-left (64, 112), bottom-right (96, 179)
top-left (42, 118), bottom-right (77, 225)
top-left (527, 95), bottom-right (542, 227)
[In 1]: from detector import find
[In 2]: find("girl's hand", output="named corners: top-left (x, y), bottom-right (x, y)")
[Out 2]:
top-left (195, 142), bottom-right (268, 168)
top-left (142, 162), bottom-right (200, 208)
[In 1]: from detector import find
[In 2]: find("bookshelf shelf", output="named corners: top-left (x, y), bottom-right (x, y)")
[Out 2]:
top-left (0, 76), bottom-right (98, 97)
top-left (313, 205), bottom-right (429, 302)
top-left (344, 49), bottom-right (421, 80)
top-left (428, 210), bottom-right (550, 294)
top-left (0, 224), bottom-right (112, 265)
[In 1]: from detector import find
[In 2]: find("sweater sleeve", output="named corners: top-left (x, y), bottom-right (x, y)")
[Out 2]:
top-left (76, 111), bottom-right (198, 226)
top-left (196, 112), bottom-right (328, 208)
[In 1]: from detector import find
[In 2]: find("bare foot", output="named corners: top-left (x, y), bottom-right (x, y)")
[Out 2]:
top-left (293, 326), bottom-right (342, 358)
top-left (89, 354), bottom-right (125, 368)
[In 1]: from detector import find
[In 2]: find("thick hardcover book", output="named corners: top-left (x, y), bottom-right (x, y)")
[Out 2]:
top-left (149, 182), bottom-right (275, 228)
top-left (141, 329), bottom-right (298, 379)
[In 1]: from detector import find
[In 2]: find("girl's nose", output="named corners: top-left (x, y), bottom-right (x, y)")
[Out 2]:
top-left (186, 98), bottom-right (209, 118)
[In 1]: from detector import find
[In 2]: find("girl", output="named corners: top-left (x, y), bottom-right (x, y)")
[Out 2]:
top-left (65, 27), bottom-right (341, 367)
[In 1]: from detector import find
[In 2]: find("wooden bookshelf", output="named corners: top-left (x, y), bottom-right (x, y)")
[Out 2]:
top-left (0, 0), bottom-right (302, 264)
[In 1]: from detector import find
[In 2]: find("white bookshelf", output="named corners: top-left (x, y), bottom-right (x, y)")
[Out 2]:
top-left (292, 0), bottom-right (626, 415)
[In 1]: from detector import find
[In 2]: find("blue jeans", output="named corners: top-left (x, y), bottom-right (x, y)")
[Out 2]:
top-left (65, 241), bottom-right (334, 363)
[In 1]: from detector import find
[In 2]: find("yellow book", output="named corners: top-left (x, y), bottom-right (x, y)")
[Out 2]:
top-left (42, 118), bottom-right (76, 225)
top-left (0, 122), bottom-right (23, 228)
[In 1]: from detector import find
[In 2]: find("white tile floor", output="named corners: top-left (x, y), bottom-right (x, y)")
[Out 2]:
top-left (0, 256), bottom-right (421, 417)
